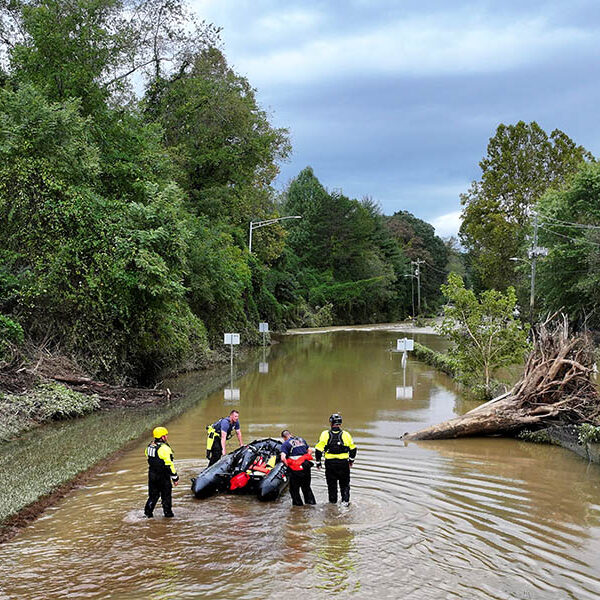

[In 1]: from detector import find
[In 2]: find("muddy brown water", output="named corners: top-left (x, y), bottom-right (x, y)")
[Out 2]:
top-left (1, 328), bottom-right (600, 599)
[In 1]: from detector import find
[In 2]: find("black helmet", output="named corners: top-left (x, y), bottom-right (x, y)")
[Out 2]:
top-left (329, 413), bottom-right (342, 426)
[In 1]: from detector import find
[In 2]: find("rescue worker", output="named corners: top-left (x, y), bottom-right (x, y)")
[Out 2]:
top-left (315, 413), bottom-right (357, 504)
top-left (144, 426), bottom-right (179, 518)
top-left (206, 409), bottom-right (243, 466)
top-left (280, 429), bottom-right (316, 506)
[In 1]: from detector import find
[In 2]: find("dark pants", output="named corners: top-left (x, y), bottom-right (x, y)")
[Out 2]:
top-left (325, 459), bottom-right (350, 503)
top-left (208, 442), bottom-right (223, 466)
top-left (288, 463), bottom-right (316, 506)
top-left (144, 471), bottom-right (173, 517)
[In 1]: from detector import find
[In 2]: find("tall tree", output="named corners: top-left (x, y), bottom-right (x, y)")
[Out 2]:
top-left (536, 162), bottom-right (600, 328)
top-left (459, 121), bottom-right (592, 291)
top-left (144, 46), bottom-right (290, 221)
top-left (386, 210), bottom-right (448, 311)
top-left (1, 0), bottom-right (218, 114)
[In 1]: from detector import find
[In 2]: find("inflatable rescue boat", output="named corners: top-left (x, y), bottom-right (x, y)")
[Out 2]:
top-left (191, 438), bottom-right (288, 501)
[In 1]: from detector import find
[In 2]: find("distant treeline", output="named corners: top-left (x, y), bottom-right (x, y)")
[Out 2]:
top-left (0, 1), bottom-right (455, 382)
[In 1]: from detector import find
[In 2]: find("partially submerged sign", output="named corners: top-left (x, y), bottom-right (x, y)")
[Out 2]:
top-left (396, 338), bottom-right (414, 352)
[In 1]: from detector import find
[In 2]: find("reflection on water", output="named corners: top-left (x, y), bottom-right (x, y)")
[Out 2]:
top-left (1, 329), bottom-right (600, 600)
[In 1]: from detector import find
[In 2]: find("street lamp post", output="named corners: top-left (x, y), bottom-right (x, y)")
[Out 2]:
top-left (248, 216), bottom-right (302, 253)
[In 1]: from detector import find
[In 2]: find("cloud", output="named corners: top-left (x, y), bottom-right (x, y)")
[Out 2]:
top-left (431, 211), bottom-right (463, 238)
top-left (234, 15), bottom-right (593, 87)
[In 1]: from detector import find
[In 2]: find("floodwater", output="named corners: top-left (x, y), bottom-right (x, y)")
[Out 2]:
top-left (1, 328), bottom-right (600, 600)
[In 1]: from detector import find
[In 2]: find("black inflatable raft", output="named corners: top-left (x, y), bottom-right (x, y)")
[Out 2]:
top-left (191, 438), bottom-right (289, 501)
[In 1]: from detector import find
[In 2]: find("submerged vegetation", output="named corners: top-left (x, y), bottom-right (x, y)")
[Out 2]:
top-left (413, 342), bottom-right (458, 378)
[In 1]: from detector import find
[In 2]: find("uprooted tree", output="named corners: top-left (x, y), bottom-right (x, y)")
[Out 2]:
top-left (404, 315), bottom-right (600, 440)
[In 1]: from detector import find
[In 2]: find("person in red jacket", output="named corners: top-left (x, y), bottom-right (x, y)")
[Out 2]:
top-left (280, 429), bottom-right (316, 506)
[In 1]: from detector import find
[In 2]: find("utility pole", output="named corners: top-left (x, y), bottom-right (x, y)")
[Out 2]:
top-left (527, 213), bottom-right (548, 324)
top-left (411, 259), bottom-right (424, 314)
top-left (529, 213), bottom-right (538, 323)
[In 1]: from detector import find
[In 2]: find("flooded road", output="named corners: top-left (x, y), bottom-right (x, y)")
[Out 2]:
top-left (1, 328), bottom-right (600, 599)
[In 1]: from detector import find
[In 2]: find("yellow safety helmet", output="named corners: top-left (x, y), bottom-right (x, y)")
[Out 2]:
top-left (153, 426), bottom-right (168, 439)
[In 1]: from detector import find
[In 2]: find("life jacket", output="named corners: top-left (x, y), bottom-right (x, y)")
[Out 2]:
top-left (229, 453), bottom-right (277, 490)
top-left (324, 429), bottom-right (350, 458)
top-left (146, 441), bottom-right (171, 473)
top-left (206, 416), bottom-right (234, 450)
top-left (285, 452), bottom-right (314, 471)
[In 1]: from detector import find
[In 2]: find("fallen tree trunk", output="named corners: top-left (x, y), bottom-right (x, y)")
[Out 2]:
top-left (403, 315), bottom-right (600, 440)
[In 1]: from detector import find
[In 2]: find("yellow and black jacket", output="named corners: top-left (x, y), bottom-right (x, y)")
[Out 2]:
top-left (315, 428), bottom-right (357, 462)
top-left (146, 441), bottom-right (179, 482)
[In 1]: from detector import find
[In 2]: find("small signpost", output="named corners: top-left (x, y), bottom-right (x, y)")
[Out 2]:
top-left (259, 322), bottom-right (269, 346)
top-left (224, 333), bottom-right (240, 368)
top-left (390, 337), bottom-right (414, 398)
top-left (396, 338), bottom-right (414, 352)
top-left (224, 333), bottom-right (240, 346)
top-left (224, 333), bottom-right (240, 400)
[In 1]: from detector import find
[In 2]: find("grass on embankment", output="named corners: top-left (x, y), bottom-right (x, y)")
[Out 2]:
top-left (0, 382), bottom-right (100, 442)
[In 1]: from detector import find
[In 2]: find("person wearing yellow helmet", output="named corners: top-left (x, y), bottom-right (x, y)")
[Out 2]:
top-left (144, 426), bottom-right (179, 518)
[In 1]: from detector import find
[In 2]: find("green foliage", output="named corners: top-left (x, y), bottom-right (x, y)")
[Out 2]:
top-left (386, 210), bottom-right (448, 312)
top-left (517, 429), bottom-right (556, 445)
top-left (145, 46), bottom-right (290, 221)
top-left (438, 273), bottom-right (530, 397)
top-left (0, 83), bottom-right (209, 380)
top-left (460, 121), bottom-right (592, 292)
top-left (0, 383), bottom-right (100, 441)
top-left (577, 423), bottom-right (600, 445)
top-left (0, 314), bottom-right (23, 363)
top-left (279, 167), bottom-right (410, 324)
top-left (536, 163), bottom-right (600, 328)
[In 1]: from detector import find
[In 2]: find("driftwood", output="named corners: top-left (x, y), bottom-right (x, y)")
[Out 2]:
top-left (403, 314), bottom-right (600, 440)
top-left (50, 375), bottom-right (173, 408)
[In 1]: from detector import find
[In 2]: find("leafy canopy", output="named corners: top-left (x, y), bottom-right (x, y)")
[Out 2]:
top-left (460, 121), bottom-right (592, 291)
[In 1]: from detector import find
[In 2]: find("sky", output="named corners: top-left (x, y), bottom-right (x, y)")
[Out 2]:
top-left (190, 0), bottom-right (600, 237)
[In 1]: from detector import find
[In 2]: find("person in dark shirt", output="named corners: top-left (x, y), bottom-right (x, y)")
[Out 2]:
top-left (206, 409), bottom-right (243, 466)
top-left (144, 426), bottom-right (179, 518)
top-left (280, 429), bottom-right (316, 506)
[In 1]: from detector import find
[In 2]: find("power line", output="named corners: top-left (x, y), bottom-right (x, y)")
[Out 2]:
top-left (538, 224), bottom-right (600, 247)
top-left (538, 214), bottom-right (600, 231)
top-left (424, 261), bottom-right (448, 275)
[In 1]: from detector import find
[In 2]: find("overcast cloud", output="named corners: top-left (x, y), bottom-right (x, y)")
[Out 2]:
top-left (190, 0), bottom-right (600, 237)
